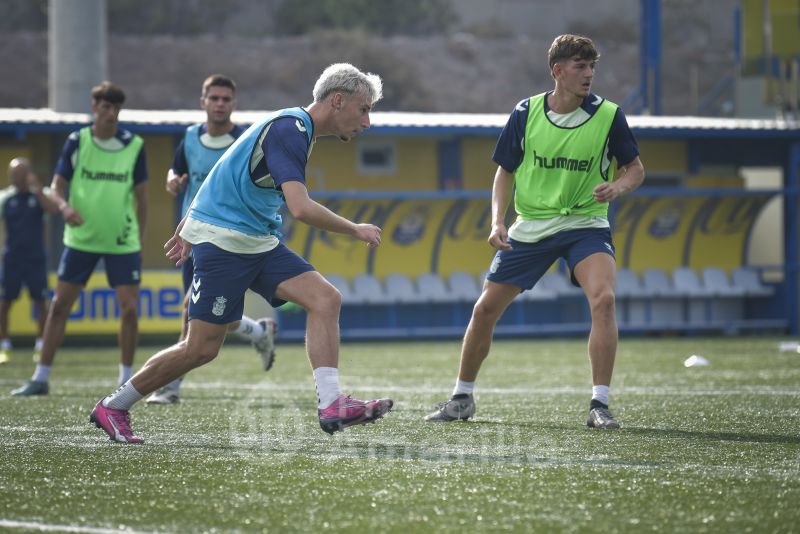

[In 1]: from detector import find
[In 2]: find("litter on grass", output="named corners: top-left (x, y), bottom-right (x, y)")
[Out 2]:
top-left (684, 354), bottom-right (711, 367)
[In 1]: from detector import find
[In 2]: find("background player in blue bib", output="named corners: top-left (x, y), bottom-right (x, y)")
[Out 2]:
top-left (0, 158), bottom-right (59, 364)
top-left (147, 75), bottom-right (277, 406)
top-left (92, 63), bottom-right (394, 443)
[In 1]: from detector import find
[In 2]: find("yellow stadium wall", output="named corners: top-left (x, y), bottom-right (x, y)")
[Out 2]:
top-left (140, 133), bottom-right (178, 269)
top-left (637, 140), bottom-right (687, 174)
top-left (307, 136), bottom-right (438, 191)
top-left (461, 137), bottom-right (498, 191)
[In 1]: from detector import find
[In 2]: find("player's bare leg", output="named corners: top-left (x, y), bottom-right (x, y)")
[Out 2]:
top-left (426, 280), bottom-right (519, 422)
top-left (115, 284), bottom-right (140, 384)
top-left (276, 271), bottom-right (392, 433)
top-left (574, 252), bottom-right (620, 429)
top-left (37, 281), bottom-right (83, 367)
top-left (10, 281), bottom-right (82, 395)
top-left (0, 300), bottom-right (11, 364)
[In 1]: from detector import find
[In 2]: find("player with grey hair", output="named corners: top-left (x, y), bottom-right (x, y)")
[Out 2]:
top-left (90, 63), bottom-right (393, 443)
top-left (312, 62), bottom-right (383, 105)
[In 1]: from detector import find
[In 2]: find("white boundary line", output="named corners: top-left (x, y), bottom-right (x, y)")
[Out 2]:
top-left (0, 378), bottom-right (798, 396)
top-left (0, 519), bottom-right (158, 534)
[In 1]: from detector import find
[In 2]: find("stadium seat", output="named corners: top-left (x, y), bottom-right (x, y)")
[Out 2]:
top-left (352, 273), bottom-right (391, 304)
top-left (642, 268), bottom-right (676, 297)
top-left (522, 279), bottom-right (558, 301)
top-left (447, 272), bottom-right (481, 302)
top-left (615, 268), bottom-right (647, 298)
top-left (416, 273), bottom-right (451, 303)
top-left (701, 267), bottom-right (745, 325)
top-left (703, 267), bottom-right (746, 297)
top-left (672, 267), bottom-right (713, 297)
top-left (731, 266), bottom-right (774, 297)
top-left (615, 268), bottom-right (648, 327)
top-left (641, 268), bottom-right (684, 326)
top-left (384, 273), bottom-right (422, 303)
top-left (539, 272), bottom-right (583, 297)
top-left (671, 267), bottom-right (712, 324)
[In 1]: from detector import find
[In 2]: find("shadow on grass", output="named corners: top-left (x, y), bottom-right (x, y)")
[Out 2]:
top-left (622, 426), bottom-right (800, 445)
top-left (468, 419), bottom-right (800, 446)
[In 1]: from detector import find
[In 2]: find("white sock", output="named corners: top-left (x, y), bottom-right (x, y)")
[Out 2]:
top-left (592, 385), bottom-right (610, 406)
top-left (119, 365), bottom-right (133, 385)
top-left (103, 381), bottom-right (144, 410)
top-left (31, 364), bottom-right (51, 382)
top-left (165, 376), bottom-right (183, 391)
top-left (233, 316), bottom-right (264, 341)
top-left (313, 367), bottom-right (341, 409)
top-left (34, 338), bottom-right (43, 351)
top-left (1, 338), bottom-right (11, 350)
top-left (452, 379), bottom-right (475, 396)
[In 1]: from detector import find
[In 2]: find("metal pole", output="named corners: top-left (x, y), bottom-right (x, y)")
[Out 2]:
top-left (48, 0), bottom-right (108, 112)
top-left (790, 58), bottom-right (799, 120)
top-left (786, 142), bottom-right (800, 335)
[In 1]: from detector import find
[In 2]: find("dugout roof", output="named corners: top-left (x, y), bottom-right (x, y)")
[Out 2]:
top-left (1, 108), bottom-right (799, 139)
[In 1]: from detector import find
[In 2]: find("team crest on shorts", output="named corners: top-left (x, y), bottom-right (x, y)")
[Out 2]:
top-left (212, 296), bottom-right (227, 317)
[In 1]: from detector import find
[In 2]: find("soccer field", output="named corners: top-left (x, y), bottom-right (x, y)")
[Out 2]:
top-left (1, 337), bottom-right (798, 533)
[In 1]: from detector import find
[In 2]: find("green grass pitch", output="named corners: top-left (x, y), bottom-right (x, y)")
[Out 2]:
top-left (1, 336), bottom-right (798, 533)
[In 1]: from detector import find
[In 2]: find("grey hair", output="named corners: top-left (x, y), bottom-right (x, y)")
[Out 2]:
top-left (312, 63), bottom-right (383, 105)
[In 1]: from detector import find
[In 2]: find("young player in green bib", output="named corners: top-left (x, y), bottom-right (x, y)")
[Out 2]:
top-left (12, 82), bottom-right (148, 396)
top-left (426, 34), bottom-right (645, 429)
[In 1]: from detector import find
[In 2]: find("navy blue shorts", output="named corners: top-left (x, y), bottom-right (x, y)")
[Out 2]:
top-left (1, 256), bottom-right (48, 301)
top-left (57, 247), bottom-right (141, 287)
top-left (487, 228), bottom-right (615, 289)
top-left (188, 242), bottom-right (314, 324)
top-left (181, 255), bottom-right (195, 294)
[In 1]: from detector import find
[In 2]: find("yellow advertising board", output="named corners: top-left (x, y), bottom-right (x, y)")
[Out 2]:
top-left (612, 194), bottom-right (773, 274)
top-left (7, 270), bottom-right (183, 336)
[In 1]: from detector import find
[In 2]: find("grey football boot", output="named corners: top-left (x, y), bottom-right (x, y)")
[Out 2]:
top-left (586, 406), bottom-right (621, 429)
top-left (425, 393), bottom-right (475, 422)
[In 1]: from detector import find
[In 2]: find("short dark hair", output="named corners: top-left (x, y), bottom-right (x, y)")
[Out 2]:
top-left (202, 74), bottom-right (236, 97)
top-left (91, 81), bottom-right (125, 105)
top-left (547, 34), bottom-right (600, 70)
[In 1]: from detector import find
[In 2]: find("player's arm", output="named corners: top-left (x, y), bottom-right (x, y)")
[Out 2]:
top-left (281, 180), bottom-right (381, 248)
top-left (134, 181), bottom-right (148, 245)
top-left (131, 145), bottom-right (149, 244)
top-left (166, 169), bottom-right (188, 196)
top-left (26, 172), bottom-right (59, 214)
top-left (489, 166), bottom-right (514, 251)
top-left (166, 141), bottom-right (188, 196)
top-left (593, 156), bottom-right (645, 203)
top-left (51, 174), bottom-right (83, 226)
top-left (487, 105), bottom-right (524, 252)
top-left (164, 213), bottom-right (191, 266)
top-left (593, 109), bottom-right (646, 203)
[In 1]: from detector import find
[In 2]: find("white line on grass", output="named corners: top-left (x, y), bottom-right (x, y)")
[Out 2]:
top-left (1, 378), bottom-right (796, 396)
top-left (0, 519), bottom-right (158, 534)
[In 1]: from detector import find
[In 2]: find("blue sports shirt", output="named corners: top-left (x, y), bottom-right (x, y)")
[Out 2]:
top-left (173, 123), bottom-right (245, 218)
top-left (187, 107), bottom-right (314, 239)
top-left (0, 188), bottom-right (46, 260)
